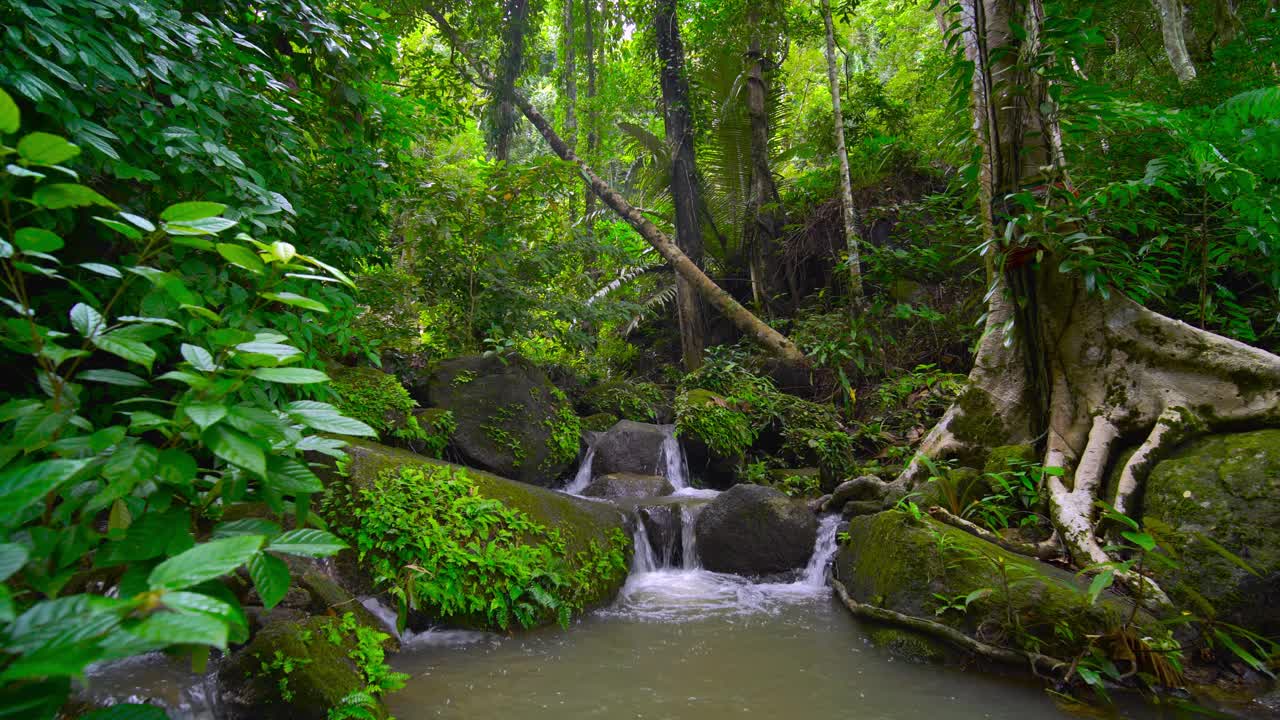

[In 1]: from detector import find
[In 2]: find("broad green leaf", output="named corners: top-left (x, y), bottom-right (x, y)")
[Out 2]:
top-left (0, 460), bottom-right (90, 525)
top-left (119, 212), bottom-right (156, 232)
top-left (0, 543), bottom-right (29, 581)
top-left (180, 304), bottom-right (221, 324)
top-left (160, 202), bottom-right (226, 222)
top-left (216, 243), bottom-right (265, 274)
top-left (130, 611), bottom-right (228, 650)
top-left (0, 88), bottom-right (18, 133)
top-left (81, 704), bottom-right (170, 720)
top-left (180, 343), bottom-right (216, 371)
top-left (70, 303), bottom-right (105, 337)
top-left (247, 552), bottom-right (290, 610)
top-left (267, 529), bottom-right (346, 558)
top-left (235, 341), bottom-right (301, 360)
top-left (92, 332), bottom-right (156, 369)
top-left (1120, 531), bottom-right (1156, 552)
top-left (252, 368), bottom-right (329, 384)
top-left (1086, 569), bottom-right (1114, 604)
top-left (79, 262), bottom-right (123, 278)
top-left (161, 591), bottom-right (239, 626)
top-left (267, 456), bottom-right (325, 494)
top-left (14, 228), bottom-right (64, 253)
top-left (202, 425), bottom-right (266, 476)
top-left (147, 535), bottom-right (264, 591)
top-left (32, 184), bottom-right (117, 210)
top-left (301, 255), bottom-right (354, 287)
top-left (286, 401), bottom-right (376, 437)
top-left (78, 369), bottom-right (147, 387)
top-left (165, 217), bottom-right (239, 236)
top-left (183, 403), bottom-right (226, 430)
top-left (17, 132), bottom-right (80, 165)
top-left (270, 241), bottom-right (296, 263)
top-left (213, 518), bottom-right (280, 539)
top-left (5, 163), bottom-right (46, 179)
top-left (260, 292), bottom-right (328, 313)
top-left (93, 216), bottom-right (142, 240)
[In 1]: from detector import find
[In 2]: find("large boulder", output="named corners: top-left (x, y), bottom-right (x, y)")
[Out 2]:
top-left (1141, 430), bottom-right (1280, 638)
top-left (835, 511), bottom-right (1148, 659)
top-left (317, 440), bottom-right (630, 629)
top-left (417, 354), bottom-right (580, 486)
top-left (695, 485), bottom-right (817, 576)
top-left (591, 420), bottom-right (670, 477)
top-left (582, 472), bottom-right (674, 499)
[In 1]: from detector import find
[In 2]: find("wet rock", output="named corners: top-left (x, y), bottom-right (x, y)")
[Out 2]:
top-left (417, 354), bottom-right (578, 486)
top-left (823, 475), bottom-right (887, 512)
top-left (638, 503), bottom-right (683, 566)
top-left (841, 500), bottom-right (884, 518)
top-left (1142, 430), bottom-right (1280, 638)
top-left (581, 412), bottom-right (619, 433)
top-left (591, 420), bottom-right (670, 477)
top-left (218, 616), bottom-right (389, 720)
top-left (582, 472), bottom-right (674, 499)
top-left (834, 511), bottom-right (1149, 659)
top-left (868, 626), bottom-right (947, 664)
top-left (297, 570), bottom-right (397, 650)
top-left (695, 485), bottom-right (817, 576)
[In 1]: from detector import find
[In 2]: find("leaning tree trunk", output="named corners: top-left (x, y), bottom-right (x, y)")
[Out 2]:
top-left (744, 31), bottom-right (786, 311)
top-left (561, 0), bottom-right (578, 222)
top-left (655, 0), bottom-right (708, 371)
top-left (583, 0), bottom-right (600, 238)
top-left (886, 0), bottom-right (1280, 597)
top-left (1152, 0), bottom-right (1198, 83)
top-left (425, 6), bottom-right (808, 366)
top-left (820, 0), bottom-right (866, 308)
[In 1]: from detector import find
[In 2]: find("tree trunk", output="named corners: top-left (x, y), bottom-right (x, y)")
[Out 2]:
top-left (887, 0), bottom-right (1280, 599)
top-left (820, 0), bottom-right (865, 308)
top-left (562, 0), bottom-right (578, 222)
top-left (744, 31), bottom-right (786, 312)
top-left (424, 6), bottom-right (808, 366)
top-left (583, 0), bottom-right (599, 237)
top-left (655, 0), bottom-right (708, 371)
top-left (1152, 0), bottom-right (1198, 83)
top-left (494, 0), bottom-right (532, 161)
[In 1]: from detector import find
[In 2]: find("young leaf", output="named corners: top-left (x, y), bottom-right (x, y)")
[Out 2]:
top-left (1121, 530), bottom-right (1157, 552)
top-left (247, 552), bottom-right (291, 610)
top-left (183, 403), bottom-right (227, 430)
top-left (1086, 569), bottom-right (1114, 605)
top-left (17, 132), bottom-right (80, 165)
top-left (0, 88), bottom-right (18, 133)
top-left (147, 535), bottom-right (264, 591)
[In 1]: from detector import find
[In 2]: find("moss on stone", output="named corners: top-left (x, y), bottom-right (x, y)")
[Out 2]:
top-left (329, 366), bottom-right (418, 441)
top-left (581, 380), bottom-right (667, 422)
top-left (868, 626), bottom-right (947, 663)
top-left (675, 389), bottom-right (755, 458)
top-left (984, 445), bottom-right (1037, 476)
top-left (950, 387), bottom-right (1006, 450)
top-left (835, 511), bottom-right (1143, 658)
top-left (582, 412), bottom-right (620, 432)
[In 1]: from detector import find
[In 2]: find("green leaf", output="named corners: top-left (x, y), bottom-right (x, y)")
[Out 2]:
top-left (0, 460), bottom-right (90, 525)
top-left (235, 341), bottom-right (302, 360)
top-left (14, 228), bottom-right (64, 253)
top-left (180, 343), bottom-right (216, 371)
top-left (78, 369), bottom-right (147, 387)
top-left (5, 163), bottom-right (46, 179)
top-left (119, 212), bottom-right (156, 233)
top-left (32, 184), bottom-right (117, 210)
top-left (17, 132), bottom-right (80, 165)
top-left (213, 519), bottom-right (280, 539)
top-left (180, 304), bottom-right (221, 324)
top-left (286, 401), bottom-right (376, 437)
top-left (1213, 628), bottom-right (1273, 677)
top-left (93, 217), bottom-right (142, 240)
top-left (92, 331), bottom-right (156, 369)
top-left (79, 262), bottom-right (123, 278)
top-left (252, 368), bottom-right (329, 385)
top-left (267, 456), bottom-right (325, 494)
top-left (1086, 569), bottom-right (1114, 604)
top-left (147, 535), bottom-right (264, 591)
top-left (81, 704), bottom-right (170, 720)
top-left (130, 611), bottom-right (228, 650)
top-left (160, 202), bottom-right (227, 222)
top-left (267, 529), bottom-right (346, 558)
top-left (69, 303), bottom-right (105, 337)
top-left (165, 217), bottom-right (239, 236)
top-left (0, 543), bottom-right (29, 582)
top-left (202, 425), bottom-right (266, 476)
top-left (161, 591), bottom-right (240, 626)
top-left (183, 403), bottom-right (226, 430)
top-left (1121, 531), bottom-right (1156, 552)
top-left (260, 292), bottom-right (329, 313)
top-left (0, 88), bottom-right (18, 134)
top-left (216, 243), bottom-right (265, 274)
top-left (247, 552), bottom-right (291, 610)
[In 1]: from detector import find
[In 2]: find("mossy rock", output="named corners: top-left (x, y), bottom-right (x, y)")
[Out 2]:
top-left (318, 439), bottom-right (630, 625)
top-left (867, 626), bottom-right (948, 664)
top-left (695, 484), bottom-right (817, 576)
top-left (217, 616), bottom-right (387, 720)
top-left (676, 389), bottom-right (750, 488)
top-left (582, 472), bottom-right (674, 499)
top-left (419, 354), bottom-right (580, 486)
top-left (582, 412), bottom-right (620, 433)
top-left (917, 467), bottom-right (984, 512)
top-left (580, 380), bottom-right (669, 423)
top-left (984, 445), bottom-right (1037, 476)
top-left (1141, 430), bottom-right (1280, 637)
top-left (329, 366), bottom-right (415, 440)
top-left (835, 511), bottom-right (1146, 659)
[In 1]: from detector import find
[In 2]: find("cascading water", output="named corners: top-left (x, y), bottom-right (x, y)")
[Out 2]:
top-left (679, 503), bottom-right (703, 569)
top-left (631, 515), bottom-right (660, 574)
top-left (658, 425), bottom-right (689, 491)
top-left (562, 445), bottom-right (596, 495)
top-left (799, 514), bottom-right (840, 586)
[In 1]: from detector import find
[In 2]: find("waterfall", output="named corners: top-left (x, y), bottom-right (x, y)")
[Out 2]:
top-left (679, 504), bottom-right (703, 569)
top-left (658, 425), bottom-right (690, 490)
top-left (799, 515), bottom-right (840, 587)
top-left (631, 514), bottom-right (660, 574)
top-left (563, 446), bottom-right (596, 495)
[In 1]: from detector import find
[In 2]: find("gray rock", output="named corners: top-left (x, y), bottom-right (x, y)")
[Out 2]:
top-left (582, 472), bottom-right (674, 499)
top-left (591, 420), bottom-right (671, 477)
top-left (695, 485), bottom-right (817, 576)
top-left (823, 475), bottom-right (887, 511)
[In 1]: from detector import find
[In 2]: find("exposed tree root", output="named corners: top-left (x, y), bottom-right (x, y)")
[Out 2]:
top-left (829, 574), bottom-right (1070, 679)
top-left (895, 267), bottom-right (1280, 605)
top-left (926, 507), bottom-right (1062, 561)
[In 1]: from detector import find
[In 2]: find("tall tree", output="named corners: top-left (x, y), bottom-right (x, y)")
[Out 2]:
top-left (820, 0), bottom-right (866, 308)
top-left (583, 0), bottom-right (600, 235)
top-left (881, 0), bottom-right (1280, 597)
top-left (655, 0), bottom-right (708, 370)
top-left (1152, 0), bottom-right (1197, 83)
top-left (744, 23), bottom-right (786, 311)
top-left (493, 0), bottom-right (532, 161)
top-left (425, 5), bottom-right (807, 366)
top-left (562, 0), bottom-right (579, 222)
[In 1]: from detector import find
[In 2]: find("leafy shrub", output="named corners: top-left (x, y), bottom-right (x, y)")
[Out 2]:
top-left (582, 380), bottom-right (666, 422)
top-left (675, 390), bottom-right (757, 458)
top-left (0, 94), bottom-right (361, 715)
top-left (330, 367), bottom-right (420, 440)
top-left (542, 394), bottom-right (583, 469)
top-left (322, 464), bottom-right (627, 631)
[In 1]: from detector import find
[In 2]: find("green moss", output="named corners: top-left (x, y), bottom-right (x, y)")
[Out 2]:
top-left (581, 412), bottom-right (619, 432)
top-left (675, 389), bottom-right (755, 458)
top-left (482, 403), bottom-right (527, 467)
top-left (542, 402), bottom-right (582, 469)
top-left (767, 468), bottom-right (822, 498)
top-left (322, 440), bottom-right (631, 630)
top-left (330, 366), bottom-right (418, 440)
top-left (868, 626), bottom-right (947, 663)
top-left (582, 380), bottom-right (667, 422)
top-left (950, 387), bottom-right (1006, 449)
top-left (983, 445), bottom-right (1037, 475)
top-left (408, 408), bottom-right (456, 459)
